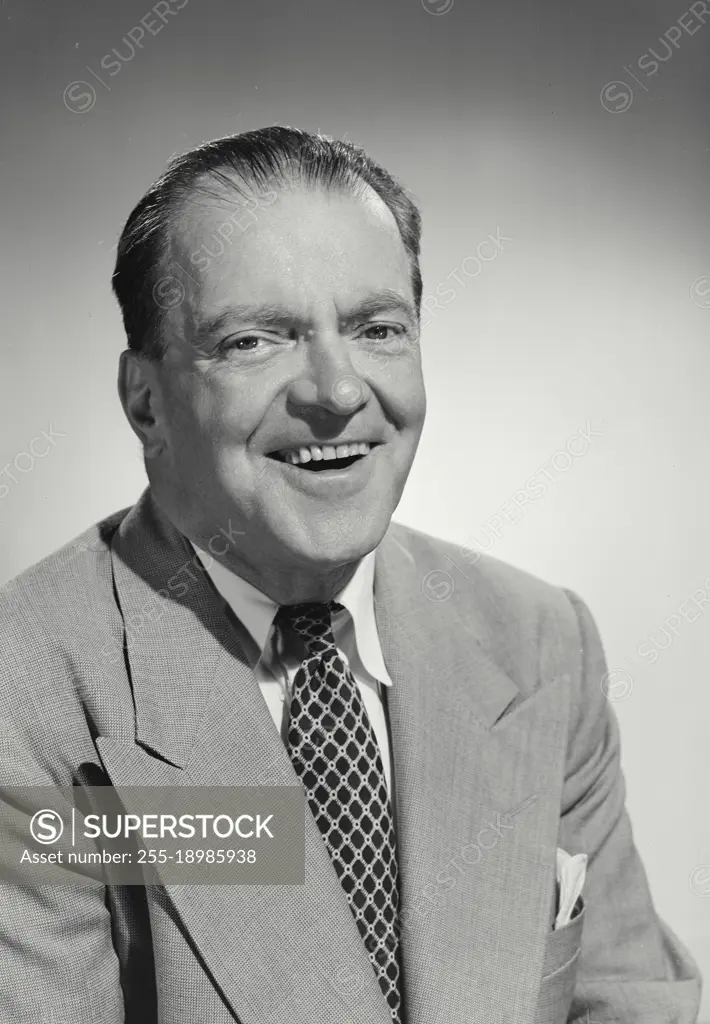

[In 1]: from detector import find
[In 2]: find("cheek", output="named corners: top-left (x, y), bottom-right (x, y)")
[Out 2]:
top-left (170, 374), bottom-right (260, 444)
top-left (377, 358), bottom-right (426, 429)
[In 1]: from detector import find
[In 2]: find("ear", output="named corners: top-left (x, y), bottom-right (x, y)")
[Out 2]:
top-left (117, 350), bottom-right (166, 459)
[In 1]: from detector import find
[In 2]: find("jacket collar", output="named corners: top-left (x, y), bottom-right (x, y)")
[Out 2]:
top-left (110, 489), bottom-right (519, 770)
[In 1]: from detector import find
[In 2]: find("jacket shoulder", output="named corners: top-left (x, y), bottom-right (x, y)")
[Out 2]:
top-left (386, 520), bottom-right (576, 613)
top-left (0, 506), bottom-right (134, 783)
top-left (383, 521), bottom-right (590, 696)
top-left (0, 506), bottom-right (130, 627)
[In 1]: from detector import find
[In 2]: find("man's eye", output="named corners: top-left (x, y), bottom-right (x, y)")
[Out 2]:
top-left (223, 335), bottom-right (261, 352)
top-left (360, 324), bottom-right (403, 341)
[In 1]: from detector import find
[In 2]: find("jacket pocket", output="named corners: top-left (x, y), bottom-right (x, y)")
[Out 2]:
top-left (534, 898), bottom-right (585, 1024)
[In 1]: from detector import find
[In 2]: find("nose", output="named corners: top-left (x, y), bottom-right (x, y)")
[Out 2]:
top-left (287, 328), bottom-right (368, 416)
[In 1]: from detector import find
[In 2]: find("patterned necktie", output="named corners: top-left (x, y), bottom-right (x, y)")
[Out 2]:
top-left (275, 601), bottom-right (402, 1024)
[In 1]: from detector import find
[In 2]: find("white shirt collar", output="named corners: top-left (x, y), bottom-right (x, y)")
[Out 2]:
top-left (190, 544), bottom-right (392, 687)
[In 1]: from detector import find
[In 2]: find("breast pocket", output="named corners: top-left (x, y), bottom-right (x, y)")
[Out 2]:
top-left (534, 898), bottom-right (585, 1024)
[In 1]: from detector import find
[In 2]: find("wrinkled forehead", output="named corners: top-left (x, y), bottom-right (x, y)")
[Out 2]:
top-left (164, 174), bottom-right (412, 331)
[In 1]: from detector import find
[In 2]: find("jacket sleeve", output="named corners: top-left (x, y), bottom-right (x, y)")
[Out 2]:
top-left (559, 589), bottom-right (702, 1023)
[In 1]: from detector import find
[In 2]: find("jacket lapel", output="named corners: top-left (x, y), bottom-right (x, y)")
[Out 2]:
top-left (374, 532), bottom-right (570, 1024)
top-left (98, 491), bottom-right (393, 1024)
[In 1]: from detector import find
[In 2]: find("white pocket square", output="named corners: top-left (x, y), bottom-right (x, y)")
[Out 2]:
top-left (555, 847), bottom-right (587, 929)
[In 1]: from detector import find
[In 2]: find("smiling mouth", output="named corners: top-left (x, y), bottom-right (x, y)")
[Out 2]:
top-left (267, 441), bottom-right (379, 472)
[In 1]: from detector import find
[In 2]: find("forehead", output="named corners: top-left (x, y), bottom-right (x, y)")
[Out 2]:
top-left (169, 178), bottom-right (413, 319)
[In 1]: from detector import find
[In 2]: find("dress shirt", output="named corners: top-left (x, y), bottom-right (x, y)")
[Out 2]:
top-left (190, 545), bottom-right (395, 801)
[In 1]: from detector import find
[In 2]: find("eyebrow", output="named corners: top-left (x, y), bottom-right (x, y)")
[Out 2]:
top-left (340, 290), bottom-right (418, 328)
top-left (192, 290), bottom-right (418, 347)
top-left (193, 305), bottom-right (295, 348)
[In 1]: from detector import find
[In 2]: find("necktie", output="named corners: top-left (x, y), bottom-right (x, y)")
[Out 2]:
top-left (275, 601), bottom-right (402, 1023)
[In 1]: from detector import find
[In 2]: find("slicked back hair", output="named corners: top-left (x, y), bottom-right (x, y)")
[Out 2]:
top-left (111, 126), bottom-right (423, 360)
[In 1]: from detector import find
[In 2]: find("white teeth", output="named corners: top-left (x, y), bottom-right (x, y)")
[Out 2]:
top-left (277, 441), bottom-right (374, 464)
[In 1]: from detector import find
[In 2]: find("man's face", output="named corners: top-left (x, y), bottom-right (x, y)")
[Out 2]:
top-left (143, 180), bottom-right (426, 574)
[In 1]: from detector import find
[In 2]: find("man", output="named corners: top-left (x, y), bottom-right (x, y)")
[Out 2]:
top-left (0, 127), bottom-right (701, 1024)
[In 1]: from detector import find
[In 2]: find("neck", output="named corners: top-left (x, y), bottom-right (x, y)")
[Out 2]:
top-left (214, 555), bottom-right (360, 606)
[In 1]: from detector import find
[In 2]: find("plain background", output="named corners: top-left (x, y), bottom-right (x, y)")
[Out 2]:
top-left (1, 0), bottom-right (708, 1012)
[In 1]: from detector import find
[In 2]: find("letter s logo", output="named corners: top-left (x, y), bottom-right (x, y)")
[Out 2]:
top-left (30, 809), bottom-right (64, 844)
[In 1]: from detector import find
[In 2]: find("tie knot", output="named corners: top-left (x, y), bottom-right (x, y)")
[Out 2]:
top-left (275, 601), bottom-right (340, 653)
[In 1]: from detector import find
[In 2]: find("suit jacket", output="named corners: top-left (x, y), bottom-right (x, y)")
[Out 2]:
top-left (0, 488), bottom-right (701, 1024)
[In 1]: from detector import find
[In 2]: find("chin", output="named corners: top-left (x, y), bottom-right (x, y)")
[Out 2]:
top-left (285, 513), bottom-right (390, 570)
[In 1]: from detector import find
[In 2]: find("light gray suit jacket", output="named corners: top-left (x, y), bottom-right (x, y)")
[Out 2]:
top-left (0, 489), bottom-right (701, 1024)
